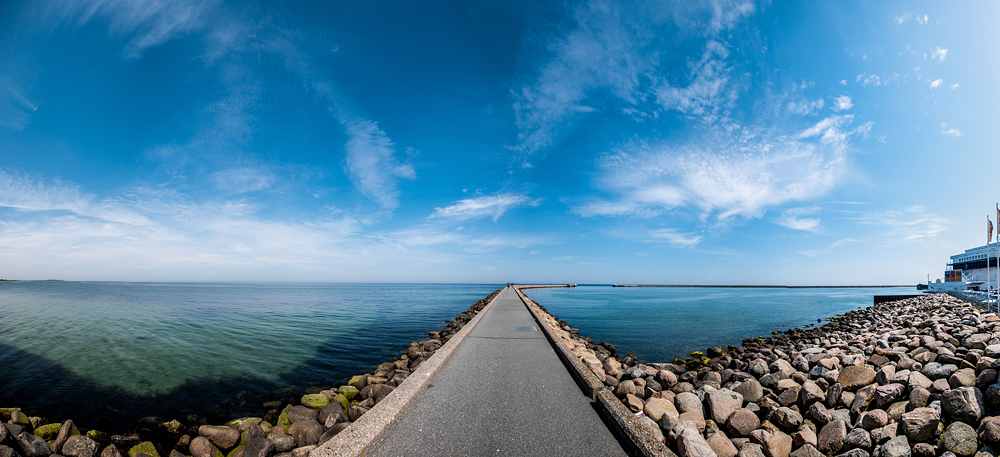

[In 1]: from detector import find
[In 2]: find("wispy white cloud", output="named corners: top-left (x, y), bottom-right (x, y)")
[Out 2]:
top-left (931, 47), bottom-right (948, 62)
top-left (212, 167), bottom-right (273, 193)
top-left (580, 114), bottom-right (866, 220)
top-left (50, 0), bottom-right (222, 58)
top-left (782, 92), bottom-right (826, 116)
top-left (430, 193), bottom-right (541, 222)
top-left (342, 120), bottom-right (415, 211)
top-left (376, 226), bottom-right (546, 255)
top-left (512, 0), bottom-right (756, 161)
top-left (0, 168), bottom-right (461, 280)
top-left (832, 95), bottom-right (853, 112)
top-left (0, 63), bottom-right (39, 130)
top-left (929, 79), bottom-right (943, 89)
top-left (950, 84), bottom-right (960, 90)
top-left (647, 228), bottom-right (703, 247)
top-left (654, 39), bottom-right (736, 124)
top-left (856, 74), bottom-right (883, 87)
top-left (855, 205), bottom-right (949, 241)
top-left (512, 0), bottom-right (654, 158)
top-left (777, 206), bottom-right (821, 232)
top-left (941, 123), bottom-right (962, 137)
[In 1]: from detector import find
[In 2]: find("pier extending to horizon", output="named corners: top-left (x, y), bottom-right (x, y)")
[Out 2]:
top-left (311, 285), bottom-right (646, 456)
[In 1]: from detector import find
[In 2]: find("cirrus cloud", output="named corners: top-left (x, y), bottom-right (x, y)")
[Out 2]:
top-left (430, 193), bottom-right (542, 222)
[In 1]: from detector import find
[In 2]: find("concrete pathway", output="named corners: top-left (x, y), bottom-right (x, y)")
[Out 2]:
top-left (368, 287), bottom-right (628, 456)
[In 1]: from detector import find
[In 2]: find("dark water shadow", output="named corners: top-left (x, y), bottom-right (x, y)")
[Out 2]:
top-left (0, 317), bottom-right (433, 435)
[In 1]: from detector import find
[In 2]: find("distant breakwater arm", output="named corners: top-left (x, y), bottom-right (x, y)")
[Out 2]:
top-left (611, 284), bottom-right (912, 288)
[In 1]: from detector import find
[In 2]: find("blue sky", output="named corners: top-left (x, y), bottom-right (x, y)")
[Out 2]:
top-left (0, 0), bottom-right (997, 285)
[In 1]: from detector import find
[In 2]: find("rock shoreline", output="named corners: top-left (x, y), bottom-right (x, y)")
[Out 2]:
top-left (525, 291), bottom-right (1000, 457)
top-left (0, 288), bottom-right (504, 457)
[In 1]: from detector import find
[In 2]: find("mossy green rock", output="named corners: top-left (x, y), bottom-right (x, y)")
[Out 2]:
top-left (10, 410), bottom-right (30, 426)
top-left (163, 419), bottom-right (184, 433)
top-left (300, 394), bottom-right (329, 411)
top-left (226, 445), bottom-right (245, 457)
top-left (0, 408), bottom-right (16, 419)
top-left (276, 412), bottom-right (291, 429)
top-left (224, 417), bottom-right (261, 431)
top-left (129, 441), bottom-right (160, 457)
top-left (348, 375), bottom-right (364, 387)
top-left (34, 423), bottom-right (62, 440)
top-left (338, 386), bottom-right (360, 401)
top-left (333, 394), bottom-right (349, 412)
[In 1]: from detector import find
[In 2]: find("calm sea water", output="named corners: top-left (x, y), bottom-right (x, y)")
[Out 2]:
top-left (0, 282), bottom-right (915, 432)
top-left (0, 281), bottom-right (500, 431)
top-left (522, 286), bottom-right (916, 363)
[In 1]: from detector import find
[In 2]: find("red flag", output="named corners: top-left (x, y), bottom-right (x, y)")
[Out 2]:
top-left (991, 217), bottom-right (995, 244)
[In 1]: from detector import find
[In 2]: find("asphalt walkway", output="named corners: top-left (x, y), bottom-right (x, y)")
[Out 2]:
top-left (368, 287), bottom-right (628, 456)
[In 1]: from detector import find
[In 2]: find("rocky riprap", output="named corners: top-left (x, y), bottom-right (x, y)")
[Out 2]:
top-left (530, 292), bottom-right (1000, 457)
top-left (0, 288), bottom-right (503, 457)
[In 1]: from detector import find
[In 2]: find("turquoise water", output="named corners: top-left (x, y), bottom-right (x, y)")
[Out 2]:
top-left (0, 281), bottom-right (499, 430)
top-left (522, 286), bottom-right (916, 362)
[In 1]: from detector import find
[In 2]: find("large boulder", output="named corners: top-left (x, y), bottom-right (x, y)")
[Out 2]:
top-left (707, 431), bottom-right (738, 457)
top-left (738, 443), bottom-right (766, 457)
top-left (900, 408), bottom-right (939, 442)
top-left (922, 362), bottom-right (958, 380)
top-left (858, 410), bottom-right (889, 430)
top-left (51, 420), bottom-right (77, 454)
top-left (265, 435), bottom-right (294, 453)
top-left (843, 428), bottom-right (872, 452)
top-left (317, 403), bottom-right (347, 429)
top-left (727, 409), bottom-right (761, 437)
top-left (818, 420), bottom-right (847, 455)
top-left (242, 438), bottom-right (274, 457)
top-left (300, 394), bottom-right (330, 411)
top-left (706, 389), bottom-right (744, 424)
top-left (15, 432), bottom-right (52, 457)
top-left (790, 445), bottom-right (823, 457)
top-left (942, 387), bottom-right (984, 424)
top-left (874, 384), bottom-right (905, 408)
top-left (801, 382), bottom-right (826, 405)
top-left (978, 416), bottom-right (1000, 443)
top-left (199, 426), bottom-right (240, 450)
top-left (675, 392), bottom-right (704, 416)
top-left (359, 384), bottom-right (394, 403)
top-left (676, 421), bottom-right (716, 457)
top-left (939, 422), bottom-right (978, 457)
top-left (839, 367), bottom-right (876, 390)
top-left (287, 420), bottom-right (322, 447)
top-left (873, 436), bottom-right (910, 457)
top-left (62, 436), bottom-right (99, 457)
top-left (286, 406), bottom-right (318, 424)
top-left (735, 379), bottom-right (764, 403)
top-left (101, 445), bottom-right (123, 457)
top-left (189, 437), bottom-right (223, 457)
top-left (749, 429), bottom-right (792, 457)
top-left (772, 408), bottom-right (803, 432)
top-left (128, 442), bottom-right (159, 457)
top-left (644, 397), bottom-right (678, 422)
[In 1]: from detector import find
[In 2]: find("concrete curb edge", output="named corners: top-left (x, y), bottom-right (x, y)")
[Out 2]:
top-left (513, 286), bottom-right (673, 457)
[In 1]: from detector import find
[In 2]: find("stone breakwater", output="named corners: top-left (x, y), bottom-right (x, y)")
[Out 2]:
top-left (527, 292), bottom-right (1000, 457)
top-left (0, 288), bottom-right (503, 457)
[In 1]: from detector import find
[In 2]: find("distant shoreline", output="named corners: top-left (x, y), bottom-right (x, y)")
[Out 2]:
top-left (609, 284), bottom-right (913, 288)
